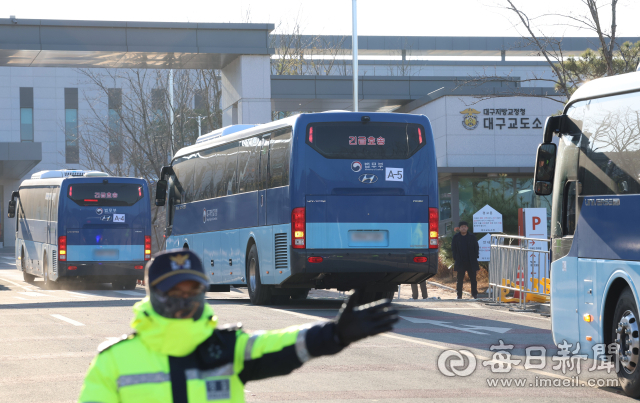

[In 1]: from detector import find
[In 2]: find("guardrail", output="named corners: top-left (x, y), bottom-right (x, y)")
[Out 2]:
top-left (488, 234), bottom-right (551, 311)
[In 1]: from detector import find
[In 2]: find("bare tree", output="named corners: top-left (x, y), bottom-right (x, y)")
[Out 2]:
top-left (458, 1), bottom-right (639, 103)
top-left (77, 68), bottom-right (222, 251)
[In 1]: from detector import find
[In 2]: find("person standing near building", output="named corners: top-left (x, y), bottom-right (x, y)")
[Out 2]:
top-left (78, 249), bottom-right (399, 403)
top-left (451, 221), bottom-right (479, 299)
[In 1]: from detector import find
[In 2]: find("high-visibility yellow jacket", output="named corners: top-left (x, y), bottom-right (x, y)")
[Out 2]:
top-left (79, 298), bottom-right (341, 403)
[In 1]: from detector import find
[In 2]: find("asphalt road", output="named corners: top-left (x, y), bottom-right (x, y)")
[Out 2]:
top-left (0, 250), bottom-right (630, 402)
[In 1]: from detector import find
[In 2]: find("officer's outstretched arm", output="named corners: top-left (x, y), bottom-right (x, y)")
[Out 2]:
top-left (78, 351), bottom-right (119, 403)
top-left (238, 290), bottom-right (398, 383)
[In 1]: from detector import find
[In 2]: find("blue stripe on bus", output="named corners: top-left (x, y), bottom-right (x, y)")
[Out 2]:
top-left (306, 222), bottom-right (428, 249)
top-left (171, 188), bottom-right (291, 237)
top-left (166, 224), bottom-right (290, 286)
top-left (574, 195), bottom-right (640, 260)
top-left (18, 219), bottom-right (50, 243)
top-left (67, 245), bottom-right (144, 262)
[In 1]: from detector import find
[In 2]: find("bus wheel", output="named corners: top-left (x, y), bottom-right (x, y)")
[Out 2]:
top-left (22, 249), bottom-right (35, 283)
top-left (613, 287), bottom-right (640, 398)
top-left (246, 244), bottom-right (270, 305)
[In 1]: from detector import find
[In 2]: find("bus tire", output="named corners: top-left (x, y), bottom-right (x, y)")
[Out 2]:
top-left (246, 244), bottom-right (271, 305)
top-left (613, 287), bottom-right (640, 398)
top-left (22, 249), bottom-right (35, 283)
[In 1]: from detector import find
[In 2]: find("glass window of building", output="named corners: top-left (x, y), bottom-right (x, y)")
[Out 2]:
top-left (108, 89), bottom-right (123, 164)
top-left (65, 88), bottom-right (79, 164)
top-left (20, 87), bottom-right (34, 142)
top-left (438, 179), bottom-right (452, 221)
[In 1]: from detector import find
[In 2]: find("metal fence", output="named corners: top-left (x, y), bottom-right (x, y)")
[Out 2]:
top-left (488, 234), bottom-right (551, 311)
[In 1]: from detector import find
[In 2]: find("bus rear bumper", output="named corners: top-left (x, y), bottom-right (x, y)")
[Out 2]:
top-left (57, 261), bottom-right (145, 282)
top-left (286, 248), bottom-right (438, 290)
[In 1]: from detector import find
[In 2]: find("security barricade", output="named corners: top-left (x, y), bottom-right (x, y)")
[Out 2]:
top-left (488, 234), bottom-right (551, 311)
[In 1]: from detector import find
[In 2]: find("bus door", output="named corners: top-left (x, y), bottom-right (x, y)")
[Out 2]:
top-left (258, 134), bottom-right (270, 227)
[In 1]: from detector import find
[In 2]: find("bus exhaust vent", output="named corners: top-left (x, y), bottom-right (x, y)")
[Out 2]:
top-left (52, 250), bottom-right (57, 274)
top-left (274, 233), bottom-right (288, 270)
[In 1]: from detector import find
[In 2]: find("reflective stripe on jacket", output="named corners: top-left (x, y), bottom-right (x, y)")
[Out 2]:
top-left (78, 298), bottom-right (323, 403)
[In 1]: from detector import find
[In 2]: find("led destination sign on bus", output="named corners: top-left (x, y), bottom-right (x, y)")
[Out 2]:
top-left (306, 122), bottom-right (426, 159)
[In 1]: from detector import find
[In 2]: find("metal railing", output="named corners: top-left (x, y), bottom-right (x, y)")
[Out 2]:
top-left (488, 234), bottom-right (551, 311)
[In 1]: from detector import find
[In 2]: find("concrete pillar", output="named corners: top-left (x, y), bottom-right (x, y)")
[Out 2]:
top-left (221, 55), bottom-right (271, 127)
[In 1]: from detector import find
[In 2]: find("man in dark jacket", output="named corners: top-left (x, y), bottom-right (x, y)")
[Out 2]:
top-left (451, 221), bottom-right (479, 299)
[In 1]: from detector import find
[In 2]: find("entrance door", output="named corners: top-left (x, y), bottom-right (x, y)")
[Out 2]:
top-left (258, 134), bottom-right (270, 227)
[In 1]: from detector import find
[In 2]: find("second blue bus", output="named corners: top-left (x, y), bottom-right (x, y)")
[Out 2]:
top-left (157, 112), bottom-right (439, 304)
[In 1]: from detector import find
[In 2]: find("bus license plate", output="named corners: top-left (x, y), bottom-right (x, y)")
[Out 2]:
top-left (94, 249), bottom-right (119, 259)
top-left (348, 230), bottom-right (388, 247)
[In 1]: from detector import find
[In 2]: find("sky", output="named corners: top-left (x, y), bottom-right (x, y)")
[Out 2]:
top-left (5, 0), bottom-right (640, 38)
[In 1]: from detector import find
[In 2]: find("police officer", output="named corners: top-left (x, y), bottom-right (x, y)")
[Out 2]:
top-left (78, 249), bottom-right (399, 403)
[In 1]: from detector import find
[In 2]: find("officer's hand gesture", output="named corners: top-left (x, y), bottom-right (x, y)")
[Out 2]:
top-left (334, 290), bottom-right (399, 346)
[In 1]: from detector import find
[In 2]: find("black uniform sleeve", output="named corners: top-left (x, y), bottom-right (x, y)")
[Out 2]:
top-left (239, 321), bottom-right (343, 384)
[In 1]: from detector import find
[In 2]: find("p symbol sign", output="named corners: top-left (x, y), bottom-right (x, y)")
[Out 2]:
top-left (532, 216), bottom-right (541, 230)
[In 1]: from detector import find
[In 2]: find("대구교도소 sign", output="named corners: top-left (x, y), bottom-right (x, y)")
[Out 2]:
top-left (473, 205), bottom-right (503, 233)
top-left (478, 233), bottom-right (491, 262)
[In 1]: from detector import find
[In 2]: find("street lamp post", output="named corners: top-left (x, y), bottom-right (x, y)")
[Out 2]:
top-left (352, 0), bottom-right (358, 112)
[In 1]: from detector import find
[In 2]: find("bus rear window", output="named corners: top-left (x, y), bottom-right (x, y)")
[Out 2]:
top-left (67, 183), bottom-right (143, 206)
top-left (305, 122), bottom-right (426, 159)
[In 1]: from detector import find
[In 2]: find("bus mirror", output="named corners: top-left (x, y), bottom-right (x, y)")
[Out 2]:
top-left (534, 181), bottom-right (553, 196)
top-left (7, 200), bottom-right (15, 218)
top-left (155, 180), bottom-right (167, 206)
top-left (534, 143), bottom-right (557, 183)
top-left (543, 115), bottom-right (563, 143)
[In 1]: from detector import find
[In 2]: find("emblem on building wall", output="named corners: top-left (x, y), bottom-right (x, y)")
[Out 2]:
top-left (460, 108), bottom-right (480, 130)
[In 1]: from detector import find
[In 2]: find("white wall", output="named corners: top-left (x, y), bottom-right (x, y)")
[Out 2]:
top-left (411, 95), bottom-right (564, 169)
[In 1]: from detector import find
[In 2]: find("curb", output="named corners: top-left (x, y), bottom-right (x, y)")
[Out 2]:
top-left (426, 280), bottom-right (472, 297)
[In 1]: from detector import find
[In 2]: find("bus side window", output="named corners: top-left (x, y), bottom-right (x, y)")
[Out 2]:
top-left (238, 137), bottom-right (260, 193)
top-left (259, 135), bottom-right (271, 190)
top-left (563, 181), bottom-right (577, 236)
top-left (269, 128), bottom-right (292, 188)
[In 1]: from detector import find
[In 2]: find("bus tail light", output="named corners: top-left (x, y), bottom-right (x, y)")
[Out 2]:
top-left (135, 265), bottom-right (144, 270)
top-left (429, 208), bottom-right (438, 249)
top-left (68, 266), bottom-right (77, 270)
top-left (59, 236), bottom-right (67, 261)
top-left (145, 236), bottom-right (152, 260)
top-left (308, 127), bottom-right (313, 143)
top-left (292, 207), bottom-right (306, 249)
top-left (418, 127), bottom-right (423, 144)
top-left (413, 256), bottom-right (427, 263)
top-left (68, 186), bottom-right (72, 197)
top-left (308, 256), bottom-right (323, 263)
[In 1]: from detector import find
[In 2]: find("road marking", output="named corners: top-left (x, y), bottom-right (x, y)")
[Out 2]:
top-left (18, 291), bottom-right (49, 297)
top-left (50, 314), bottom-right (85, 326)
top-left (273, 307), bottom-right (581, 385)
top-left (0, 277), bottom-right (33, 291)
top-left (66, 291), bottom-right (100, 298)
top-left (13, 296), bottom-right (27, 300)
top-left (399, 316), bottom-right (511, 334)
top-left (114, 291), bottom-right (144, 296)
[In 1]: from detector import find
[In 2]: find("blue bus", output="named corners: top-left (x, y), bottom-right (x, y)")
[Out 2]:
top-left (8, 170), bottom-right (152, 290)
top-left (533, 70), bottom-right (640, 396)
top-left (156, 112), bottom-right (439, 305)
